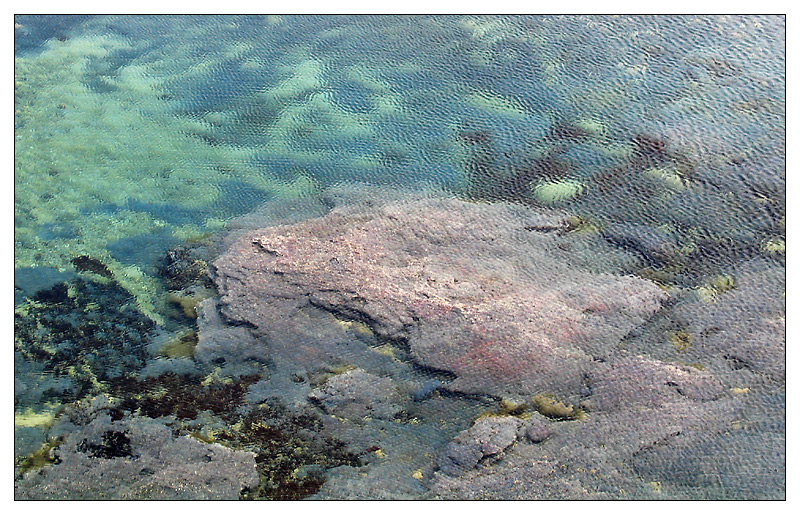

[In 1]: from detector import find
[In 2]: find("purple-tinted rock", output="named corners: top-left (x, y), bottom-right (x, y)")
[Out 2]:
top-left (439, 416), bottom-right (523, 476)
top-left (665, 258), bottom-right (786, 383)
top-left (433, 396), bottom-right (746, 500)
top-left (15, 398), bottom-right (259, 500)
top-left (308, 368), bottom-right (402, 421)
top-left (524, 416), bottom-right (553, 443)
top-left (213, 197), bottom-right (667, 400)
top-left (589, 356), bottom-right (725, 411)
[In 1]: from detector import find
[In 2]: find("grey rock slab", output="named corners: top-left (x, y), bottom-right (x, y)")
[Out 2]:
top-left (15, 401), bottom-right (258, 500)
top-left (438, 415), bottom-right (524, 476)
top-left (309, 368), bottom-right (403, 421)
top-left (213, 196), bottom-right (667, 400)
top-left (588, 355), bottom-right (725, 412)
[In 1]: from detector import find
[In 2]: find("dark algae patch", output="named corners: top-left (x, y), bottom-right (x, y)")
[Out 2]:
top-left (71, 255), bottom-right (113, 278)
top-left (220, 403), bottom-right (360, 500)
top-left (15, 278), bottom-right (155, 399)
top-left (77, 430), bottom-right (135, 459)
top-left (30, 282), bottom-right (71, 305)
top-left (111, 374), bottom-right (360, 499)
top-left (157, 245), bottom-right (211, 291)
top-left (14, 15), bottom-right (785, 500)
top-left (109, 373), bottom-right (261, 421)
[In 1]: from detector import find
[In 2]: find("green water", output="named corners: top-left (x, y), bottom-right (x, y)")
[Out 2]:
top-left (13, 15), bottom-right (785, 500)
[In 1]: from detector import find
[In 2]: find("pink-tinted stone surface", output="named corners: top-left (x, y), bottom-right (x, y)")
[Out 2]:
top-left (214, 197), bottom-right (667, 399)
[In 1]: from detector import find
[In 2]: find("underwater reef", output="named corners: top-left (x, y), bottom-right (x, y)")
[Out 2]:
top-left (13, 185), bottom-right (785, 500)
top-left (14, 14), bottom-right (784, 500)
top-left (14, 396), bottom-right (260, 500)
top-left (202, 186), bottom-right (783, 499)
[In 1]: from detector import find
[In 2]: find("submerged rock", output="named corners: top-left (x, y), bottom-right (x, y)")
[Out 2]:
top-left (588, 356), bottom-right (725, 412)
top-left (601, 222), bottom-right (679, 265)
top-left (213, 195), bottom-right (667, 401)
top-left (309, 369), bottom-right (403, 421)
top-left (438, 415), bottom-right (523, 476)
top-left (208, 188), bottom-right (782, 500)
top-left (15, 397), bottom-right (259, 500)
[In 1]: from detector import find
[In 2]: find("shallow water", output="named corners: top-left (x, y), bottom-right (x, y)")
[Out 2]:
top-left (14, 15), bottom-right (784, 500)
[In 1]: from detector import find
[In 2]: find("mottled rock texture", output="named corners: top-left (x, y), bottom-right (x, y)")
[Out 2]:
top-left (309, 368), bottom-right (403, 421)
top-left (15, 397), bottom-right (259, 500)
top-left (207, 190), bottom-right (782, 500)
top-left (213, 196), bottom-right (667, 401)
top-left (438, 415), bottom-right (523, 476)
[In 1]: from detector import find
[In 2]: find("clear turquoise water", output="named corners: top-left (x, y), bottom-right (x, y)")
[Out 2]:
top-left (14, 15), bottom-right (785, 499)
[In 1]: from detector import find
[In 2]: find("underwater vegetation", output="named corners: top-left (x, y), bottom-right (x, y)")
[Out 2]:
top-left (14, 278), bottom-right (155, 400)
top-left (216, 402), bottom-right (361, 500)
top-left (460, 114), bottom-right (783, 291)
top-left (14, 15), bottom-right (784, 500)
top-left (14, 14), bottom-right (784, 312)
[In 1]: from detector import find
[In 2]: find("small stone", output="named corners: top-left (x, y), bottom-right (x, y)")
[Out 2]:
top-left (524, 417), bottom-right (553, 443)
top-left (308, 369), bottom-right (402, 421)
top-left (438, 416), bottom-right (523, 476)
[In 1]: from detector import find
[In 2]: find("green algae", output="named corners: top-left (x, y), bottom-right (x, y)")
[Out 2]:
top-left (16, 438), bottom-right (62, 475)
top-left (166, 288), bottom-right (213, 319)
top-left (668, 330), bottom-right (694, 352)
top-left (696, 274), bottom-right (737, 303)
top-left (158, 330), bottom-right (199, 359)
top-left (14, 407), bottom-right (59, 429)
top-left (496, 398), bottom-right (531, 418)
top-left (466, 89), bottom-right (529, 117)
top-left (564, 215), bottom-right (600, 234)
top-left (309, 364), bottom-right (360, 388)
top-left (531, 179), bottom-right (585, 204)
top-left (643, 166), bottom-right (688, 191)
top-left (573, 118), bottom-right (607, 138)
top-left (531, 394), bottom-right (587, 421)
top-left (14, 34), bottom-right (320, 325)
top-left (761, 237), bottom-right (785, 256)
top-left (708, 275), bottom-right (736, 293)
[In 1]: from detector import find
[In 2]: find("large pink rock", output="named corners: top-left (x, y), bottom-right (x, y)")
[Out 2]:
top-left (213, 196), bottom-right (667, 399)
